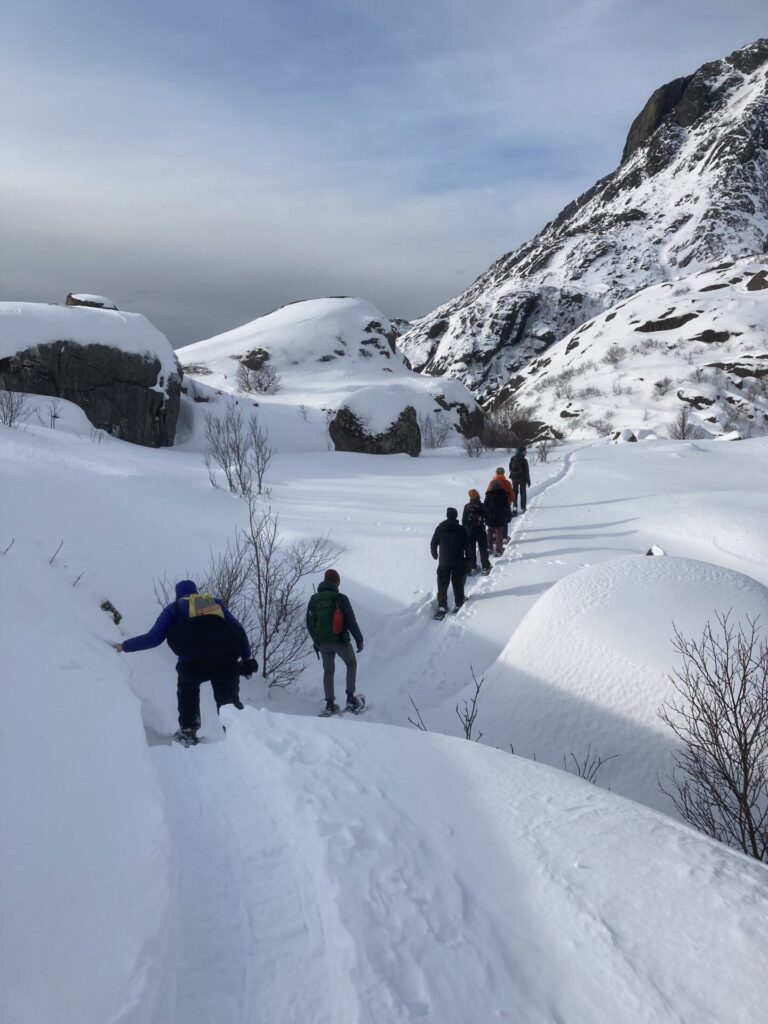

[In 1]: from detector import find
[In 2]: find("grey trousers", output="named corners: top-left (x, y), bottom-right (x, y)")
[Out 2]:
top-left (318, 642), bottom-right (357, 701)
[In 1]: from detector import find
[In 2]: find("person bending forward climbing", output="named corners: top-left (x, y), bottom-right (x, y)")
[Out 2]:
top-left (113, 579), bottom-right (255, 746)
top-left (307, 569), bottom-right (364, 716)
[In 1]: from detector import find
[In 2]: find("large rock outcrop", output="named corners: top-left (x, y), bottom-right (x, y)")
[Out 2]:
top-left (399, 39), bottom-right (768, 404)
top-left (0, 303), bottom-right (182, 447)
top-left (329, 405), bottom-right (421, 457)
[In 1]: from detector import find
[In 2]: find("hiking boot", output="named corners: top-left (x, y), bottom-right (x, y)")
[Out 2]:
top-left (346, 693), bottom-right (362, 712)
top-left (481, 566), bottom-right (491, 576)
top-left (325, 699), bottom-right (340, 715)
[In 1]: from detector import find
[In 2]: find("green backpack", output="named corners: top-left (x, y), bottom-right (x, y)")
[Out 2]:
top-left (308, 591), bottom-right (346, 645)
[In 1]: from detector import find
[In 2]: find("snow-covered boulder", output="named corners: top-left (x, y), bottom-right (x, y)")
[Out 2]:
top-left (329, 393), bottom-right (421, 456)
top-left (0, 302), bottom-right (182, 446)
top-left (178, 298), bottom-right (490, 447)
top-left (473, 554), bottom-right (768, 814)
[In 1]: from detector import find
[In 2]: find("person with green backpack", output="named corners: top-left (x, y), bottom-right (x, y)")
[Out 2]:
top-left (306, 569), bottom-right (364, 716)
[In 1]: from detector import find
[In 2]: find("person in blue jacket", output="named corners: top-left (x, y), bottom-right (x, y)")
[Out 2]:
top-left (113, 579), bottom-right (256, 746)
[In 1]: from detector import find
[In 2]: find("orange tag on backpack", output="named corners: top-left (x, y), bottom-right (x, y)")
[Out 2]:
top-left (332, 605), bottom-right (345, 634)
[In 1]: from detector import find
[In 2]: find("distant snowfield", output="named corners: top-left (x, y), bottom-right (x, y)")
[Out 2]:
top-left (2, 401), bottom-right (768, 1023)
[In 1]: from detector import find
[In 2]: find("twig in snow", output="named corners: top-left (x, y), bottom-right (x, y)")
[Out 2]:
top-left (49, 540), bottom-right (64, 565)
top-left (407, 696), bottom-right (428, 732)
top-left (1, 538), bottom-right (14, 556)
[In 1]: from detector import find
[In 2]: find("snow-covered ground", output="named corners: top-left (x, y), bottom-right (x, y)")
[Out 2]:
top-left (2, 395), bottom-right (768, 1023)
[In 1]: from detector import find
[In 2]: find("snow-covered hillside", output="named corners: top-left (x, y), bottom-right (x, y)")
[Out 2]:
top-left (399, 39), bottom-right (768, 401)
top-left (178, 297), bottom-right (483, 441)
top-left (506, 256), bottom-right (768, 438)
top-left (2, 400), bottom-right (768, 1022)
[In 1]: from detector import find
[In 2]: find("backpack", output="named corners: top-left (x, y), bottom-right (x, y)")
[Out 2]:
top-left (166, 593), bottom-right (245, 660)
top-left (308, 590), bottom-right (346, 645)
top-left (465, 502), bottom-right (485, 528)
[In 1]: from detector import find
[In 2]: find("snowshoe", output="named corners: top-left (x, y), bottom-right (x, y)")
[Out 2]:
top-left (481, 567), bottom-right (491, 576)
top-left (173, 728), bottom-right (199, 748)
top-left (319, 700), bottom-right (341, 718)
top-left (345, 693), bottom-right (366, 715)
top-left (433, 607), bottom-right (448, 621)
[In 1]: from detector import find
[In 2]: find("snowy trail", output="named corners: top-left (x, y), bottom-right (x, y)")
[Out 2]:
top-left (149, 708), bottom-right (768, 1024)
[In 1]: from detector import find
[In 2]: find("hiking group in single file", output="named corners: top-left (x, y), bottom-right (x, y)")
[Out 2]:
top-left (112, 448), bottom-right (531, 740)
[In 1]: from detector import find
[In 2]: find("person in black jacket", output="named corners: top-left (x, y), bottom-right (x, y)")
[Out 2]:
top-left (484, 479), bottom-right (511, 556)
top-left (462, 489), bottom-right (491, 576)
top-left (430, 507), bottom-right (471, 613)
top-left (508, 447), bottom-right (532, 514)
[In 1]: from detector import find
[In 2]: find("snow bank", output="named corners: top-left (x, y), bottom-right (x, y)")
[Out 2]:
top-left (0, 301), bottom-right (179, 386)
top-left (0, 459), bottom-right (170, 1024)
top-left (476, 555), bottom-right (768, 812)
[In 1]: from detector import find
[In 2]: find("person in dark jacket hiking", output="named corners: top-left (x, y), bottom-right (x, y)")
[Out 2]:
top-left (430, 507), bottom-right (471, 616)
top-left (484, 477), bottom-right (512, 557)
top-left (306, 569), bottom-right (364, 716)
top-left (112, 579), bottom-right (255, 746)
top-left (508, 447), bottom-right (532, 514)
top-left (462, 489), bottom-right (491, 576)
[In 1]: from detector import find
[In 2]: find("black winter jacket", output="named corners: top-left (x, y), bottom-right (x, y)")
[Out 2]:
top-left (462, 500), bottom-right (486, 535)
top-left (508, 454), bottom-right (531, 486)
top-left (484, 486), bottom-right (512, 528)
top-left (430, 520), bottom-right (471, 568)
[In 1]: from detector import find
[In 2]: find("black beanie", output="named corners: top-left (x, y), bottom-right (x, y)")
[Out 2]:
top-left (446, 507), bottom-right (458, 520)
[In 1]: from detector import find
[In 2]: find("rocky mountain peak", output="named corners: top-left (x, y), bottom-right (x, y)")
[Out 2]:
top-left (399, 39), bottom-right (768, 405)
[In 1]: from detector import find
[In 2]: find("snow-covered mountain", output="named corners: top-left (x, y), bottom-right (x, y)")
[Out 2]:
top-left (399, 39), bottom-right (768, 402)
top-left (505, 256), bottom-right (768, 439)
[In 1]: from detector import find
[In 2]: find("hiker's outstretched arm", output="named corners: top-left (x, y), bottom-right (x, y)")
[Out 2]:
top-left (122, 605), bottom-right (176, 652)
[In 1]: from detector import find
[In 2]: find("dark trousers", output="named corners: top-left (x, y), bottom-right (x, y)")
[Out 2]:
top-left (515, 483), bottom-right (527, 512)
top-left (437, 565), bottom-right (466, 609)
top-left (487, 525), bottom-right (505, 555)
top-left (468, 528), bottom-right (491, 570)
top-left (318, 642), bottom-right (357, 701)
top-left (177, 660), bottom-right (241, 730)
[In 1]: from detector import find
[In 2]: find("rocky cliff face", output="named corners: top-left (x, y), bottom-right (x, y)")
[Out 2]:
top-left (399, 39), bottom-right (768, 404)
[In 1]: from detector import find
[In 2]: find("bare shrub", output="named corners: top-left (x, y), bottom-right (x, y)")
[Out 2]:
top-left (36, 398), bottom-right (63, 429)
top-left (236, 362), bottom-right (282, 395)
top-left (563, 744), bottom-right (618, 783)
top-left (659, 614), bottom-right (768, 862)
top-left (0, 388), bottom-right (30, 428)
top-left (653, 376), bottom-right (673, 399)
top-left (203, 405), bottom-right (273, 496)
top-left (297, 403), bottom-right (310, 422)
top-left (602, 344), bottom-right (626, 367)
top-left (689, 367), bottom-right (707, 385)
top-left (587, 414), bottom-right (616, 436)
top-left (576, 386), bottom-right (603, 399)
top-left (418, 411), bottom-right (452, 449)
top-left (554, 379), bottom-right (574, 401)
top-left (612, 379), bottom-right (626, 397)
top-left (487, 398), bottom-right (540, 449)
top-left (463, 435), bottom-right (486, 458)
top-left (668, 406), bottom-right (703, 440)
top-left (535, 437), bottom-right (560, 463)
top-left (156, 504), bottom-right (335, 688)
top-left (456, 667), bottom-right (484, 741)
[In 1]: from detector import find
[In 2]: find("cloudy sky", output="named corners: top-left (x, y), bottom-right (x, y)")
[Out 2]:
top-left (1, 1), bottom-right (765, 345)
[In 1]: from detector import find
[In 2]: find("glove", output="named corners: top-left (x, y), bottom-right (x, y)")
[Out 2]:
top-left (356, 641), bottom-right (364, 653)
top-left (239, 658), bottom-right (258, 678)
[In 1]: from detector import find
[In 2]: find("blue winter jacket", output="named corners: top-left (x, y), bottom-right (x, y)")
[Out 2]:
top-left (122, 580), bottom-right (252, 660)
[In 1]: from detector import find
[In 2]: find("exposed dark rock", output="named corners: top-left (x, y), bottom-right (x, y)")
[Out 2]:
top-left (621, 75), bottom-right (693, 163)
top-left (65, 293), bottom-right (118, 310)
top-left (690, 329), bottom-right (740, 344)
top-left (181, 363), bottom-right (212, 375)
top-left (0, 342), bottom-right (182, 446)
top-left (329, 405), bottom-right (421, 457)
top-left (746, 269), bottom-right (768, 291)
top-left (676, 390), bottom-right (715, 409)
top-left (635, 313), bottom-right (699, 332)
